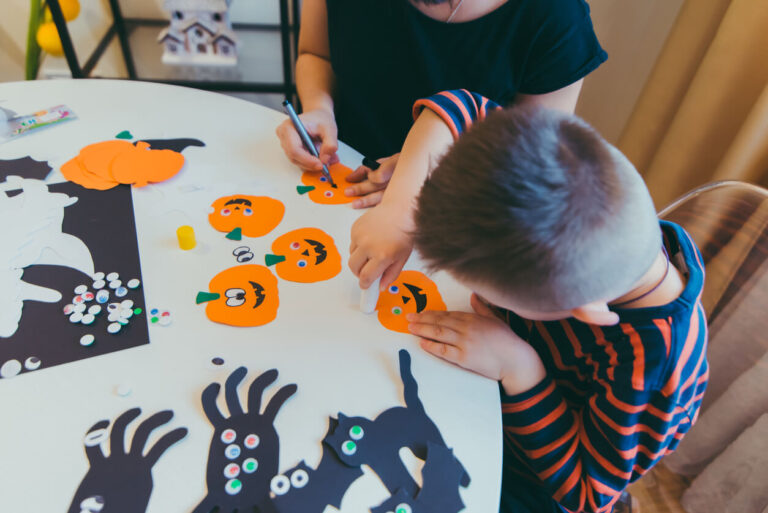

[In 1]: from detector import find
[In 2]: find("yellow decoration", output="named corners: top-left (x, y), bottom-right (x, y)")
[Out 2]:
top-left (36, 22), bottom-right (63, 56)
top-left (176, 225), bottom-right (196, 250)
top-left (45, 0), bottom-right (81, 22)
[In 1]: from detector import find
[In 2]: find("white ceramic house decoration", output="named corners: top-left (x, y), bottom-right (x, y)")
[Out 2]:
top-left (158, 0), bottom-right (238, 66)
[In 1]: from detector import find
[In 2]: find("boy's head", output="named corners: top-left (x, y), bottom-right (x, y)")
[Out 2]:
top-left (412, 106), bottom-right (660, 320)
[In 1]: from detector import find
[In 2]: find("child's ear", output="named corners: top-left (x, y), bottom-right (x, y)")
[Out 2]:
top-left (571, 301), bottom-right (620, 326)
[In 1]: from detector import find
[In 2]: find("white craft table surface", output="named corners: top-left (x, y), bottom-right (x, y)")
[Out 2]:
top-left (0, 80), bottom-right (501, 512)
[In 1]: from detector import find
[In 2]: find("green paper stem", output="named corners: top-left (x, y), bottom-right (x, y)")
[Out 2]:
top-left (196, 292), bottom-right (220, 304)
top-left (296, 185), bottom-right (315, 195)
top-left (264, 254), bottom-right (286, 266)
top-left (226, 227), bottom-right (242, 241)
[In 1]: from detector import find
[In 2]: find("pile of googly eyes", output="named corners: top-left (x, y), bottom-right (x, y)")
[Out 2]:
top-left (61, 271), bottom-right (143, 344)
top-left (232, 246), bottom-right (254, 263)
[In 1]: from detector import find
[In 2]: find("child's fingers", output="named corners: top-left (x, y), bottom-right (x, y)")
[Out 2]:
top-left (379, 257), bottom-right (408, 290)
top-left (358, 258), bottom-right (389, 290)
top-left (352, 191), bottom-right (384, 209)
top-left (408, 319), bottom-right (462, 344)
top-left (419, 338), bottom-right (463, 364)
top-left (276, 122), bottom-right (324, 171)
top-left (408, 310), bottom-right (470, 331)
top-left (346, 180), bottom-right (385, 197)
top-left (346, 165), bottom-right (369, 183)
top-left (347, 249), bottom-right (369, 278)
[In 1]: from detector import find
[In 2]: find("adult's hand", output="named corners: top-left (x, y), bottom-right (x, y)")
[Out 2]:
top-left (276, 108), bottom-right (340, 172)
top-left (344, 153), bottom-right (400, 209)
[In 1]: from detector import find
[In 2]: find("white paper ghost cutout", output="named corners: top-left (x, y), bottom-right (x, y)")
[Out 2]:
top-left (0, 176), bottom-right (94, 337)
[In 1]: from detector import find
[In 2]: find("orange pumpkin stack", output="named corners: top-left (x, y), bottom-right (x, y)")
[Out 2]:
top-left (61, 139), bottom-right (185, 190)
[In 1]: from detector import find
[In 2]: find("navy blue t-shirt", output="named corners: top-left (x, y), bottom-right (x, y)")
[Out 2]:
top-left (326, 0), bottom-right (607, 158)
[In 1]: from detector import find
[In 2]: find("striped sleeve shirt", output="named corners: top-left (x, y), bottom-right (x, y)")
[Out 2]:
top-left (413, 91), bottom-right (709, 513)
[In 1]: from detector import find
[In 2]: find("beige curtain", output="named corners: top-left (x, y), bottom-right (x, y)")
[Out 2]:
top-left (619, 0), bottom-right (768, 208)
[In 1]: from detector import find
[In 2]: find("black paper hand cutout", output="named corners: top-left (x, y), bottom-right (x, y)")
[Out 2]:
top-left (193, 367), bottom-right (297, 513)
top-left (370, 442), bottom-right (468, 513)
top-left (326, 350), bottom-right (470, 497)
top-left (269, 417), bottom-right (364, 513)
top-left (67, 408), bottom-right (188, 513)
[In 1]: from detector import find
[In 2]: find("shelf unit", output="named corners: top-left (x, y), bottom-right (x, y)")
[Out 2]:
top-left (47, 0), bottom-right (301, 102)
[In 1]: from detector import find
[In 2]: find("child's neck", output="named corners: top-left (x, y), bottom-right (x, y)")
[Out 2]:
top-left (609, 248), bottom-right (686, 309)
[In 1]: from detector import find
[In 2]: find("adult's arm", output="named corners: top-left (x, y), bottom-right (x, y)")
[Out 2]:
top-left (275, 0), bottom-right (339, 172)
top-left (515, 79), bottom-right (584, 114)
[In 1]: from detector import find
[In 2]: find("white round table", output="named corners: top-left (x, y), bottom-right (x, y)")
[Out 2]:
top-left (0, 80), bottom-right (501, 512)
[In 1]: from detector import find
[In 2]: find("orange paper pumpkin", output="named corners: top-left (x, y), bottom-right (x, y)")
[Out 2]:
top-left (266, 227), bottom-right (342, 283)
top-left (61, 139), bottom-right (187, 189)
top-left (376, 270), bottom-right (446, 334)
top-left (198, 265), bottom-right (279, 327)
top-left (208, 195), bottom-right (285, 238)
top-left (299, 163), bottom-right (360, 204)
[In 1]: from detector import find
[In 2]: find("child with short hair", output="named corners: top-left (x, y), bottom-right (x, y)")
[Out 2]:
top-left (352, 91), bottom-right (709, 512)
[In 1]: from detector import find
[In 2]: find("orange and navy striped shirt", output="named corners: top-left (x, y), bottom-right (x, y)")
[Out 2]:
top-left (414, 90), bottom-right (709, 513)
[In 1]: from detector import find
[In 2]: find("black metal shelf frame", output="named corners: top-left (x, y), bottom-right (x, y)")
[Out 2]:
top-left (47, 0), bottom-right (299, 101)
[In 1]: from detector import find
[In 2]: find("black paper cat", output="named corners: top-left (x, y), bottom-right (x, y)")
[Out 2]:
top-left (370, 442), bottom-right (468, 513)
top-left (325, 350), bottom-right (471, 497)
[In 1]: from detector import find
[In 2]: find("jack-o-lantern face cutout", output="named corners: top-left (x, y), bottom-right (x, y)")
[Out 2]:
top-left (196, 265), bottom-right (279, 327)
top-left (298, 163), bottom-right (361, 205)
top-left (265, 227), bottom-right (342, 283)
top-left (208, 195), bottom-right (285, 239)
top-left (376, 271), bottom-right (446, 334)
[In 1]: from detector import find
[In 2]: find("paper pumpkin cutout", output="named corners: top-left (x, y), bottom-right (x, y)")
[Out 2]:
top-left (208, 195), bottom-right (285, 239)
top-left (265, 228), bottom-right (341, 283)
top-left (326, 350), bottom-right (470, 497)
top-left (67, 408), bottom-right (187, 513)
top-left (193, 367), bottom-right (297, 513)
top-left (299, 163), bottom-right (360, 205)
top-left (370, 443), bottom-right (468, 513)
top-left (197, 265), bottom-right (279, 327)
top-left (61, 137), bottom-right (203, 190)
top-left (376, 271), bottom-right (446, 334)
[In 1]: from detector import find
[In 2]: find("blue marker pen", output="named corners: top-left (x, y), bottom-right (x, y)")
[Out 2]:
top-left (282, 100), bottom-right (337, 188)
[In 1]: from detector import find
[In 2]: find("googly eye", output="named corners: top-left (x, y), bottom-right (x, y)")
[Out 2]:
top-left (232, 246), bottom-right (251, 256)
top-left (290, 242), bottom-right (300, 250)
top-left (391, 306), bottom-right (402, 315)
top-left (243, 208), bottom-right (253, 216)
top-left (319, 176), bottom-right (328, 182)
top-left (395, 504), bottom-right (412, 513)
top-left (236, 252), bottom-right (254, 263)
top-left (297, 259), bottom-right (307, 268)
top-left (271, 475), bottom-right (290, 495)
top-left (244, 434), bottom-right (260, 449)
top-left (324, 190), bottom-right (333, 198)
top-left (290, 469), bottom-right (309, 488)
top-left (388, 285), bottom-right (399, 294)
top-left (79, 496), bottom-right (105, 512)
top-left (220, 208), bottom-right (231, 216)
top-left (341, 440), bottom-right (357, 456)
top-left (225, 288), bottom-right (246, 307)
top-left (349, 425), bottom-right (364, 440)
top-left (242, 457), bottom-right (258, 473)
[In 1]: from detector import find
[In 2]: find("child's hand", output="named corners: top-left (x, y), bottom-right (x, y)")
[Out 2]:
top-left (276, 108), bottom-right (339, 172)
top-left (349, 203), bottom-right (414, 290)
top-left (344, 153), bottom-right (400, 209)
top-left (408, 294), bottom-right (547, 395)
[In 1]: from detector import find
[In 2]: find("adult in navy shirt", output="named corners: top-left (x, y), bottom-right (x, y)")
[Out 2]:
top-left (276, 0), bottom-right (606, 207)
